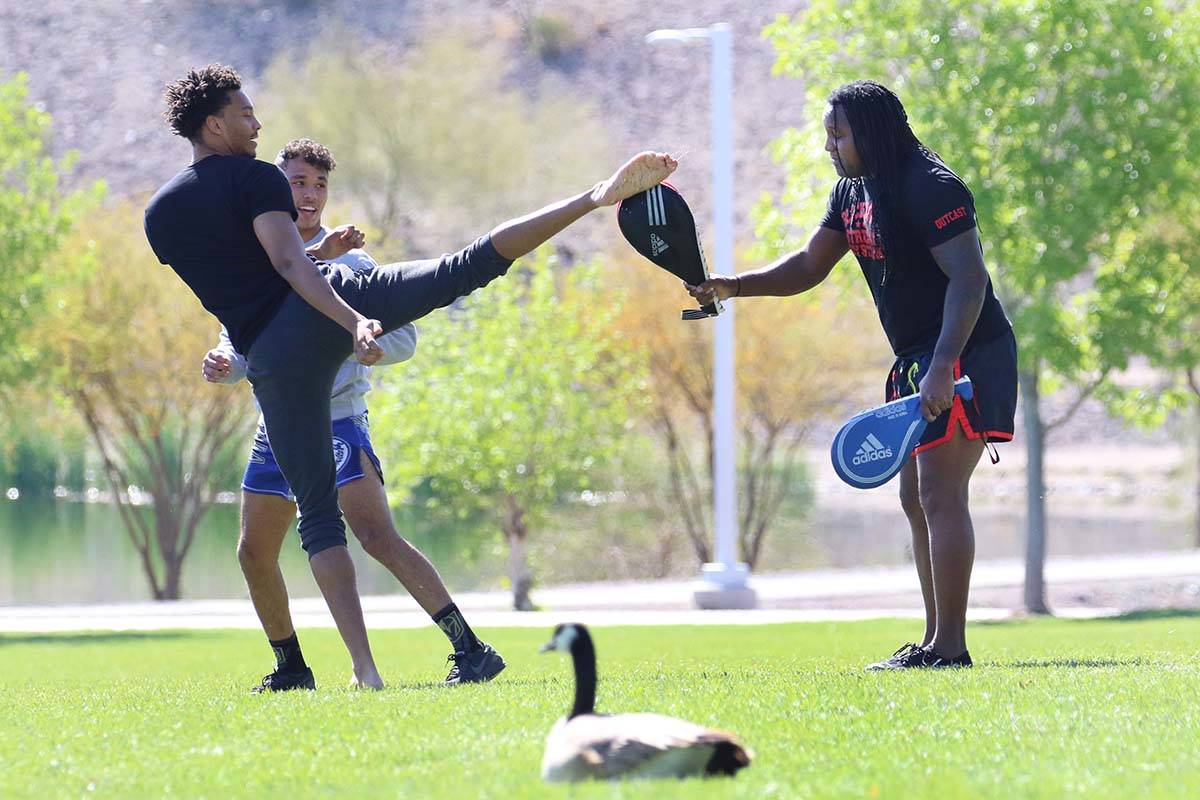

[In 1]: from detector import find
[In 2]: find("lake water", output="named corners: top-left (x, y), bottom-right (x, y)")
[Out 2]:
top-left (0, 487), bottom-right (1192, 606)
top-left (0, 497), bottom-right (489, 606)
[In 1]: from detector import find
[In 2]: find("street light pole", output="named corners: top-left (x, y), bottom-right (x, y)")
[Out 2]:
top-left (646, 23), bottom-right (756, 609)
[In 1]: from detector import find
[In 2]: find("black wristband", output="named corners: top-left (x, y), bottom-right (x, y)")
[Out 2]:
top-left (734, 275), bottom-right (742, 297)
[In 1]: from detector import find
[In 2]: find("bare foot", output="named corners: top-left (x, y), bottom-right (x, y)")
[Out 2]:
top-left (349, 670), bottom-right (384, 691)
top-left (590, 151), bottom-right (678, 207)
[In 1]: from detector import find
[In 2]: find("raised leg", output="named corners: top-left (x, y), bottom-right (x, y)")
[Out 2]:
top-left (344, 152), bottom-right (678, 334)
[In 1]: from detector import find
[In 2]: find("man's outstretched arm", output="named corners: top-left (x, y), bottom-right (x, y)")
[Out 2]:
top-left (253, 211), bottom-right (383, 365)
top-left (688, 225), bottom-right (849, 304)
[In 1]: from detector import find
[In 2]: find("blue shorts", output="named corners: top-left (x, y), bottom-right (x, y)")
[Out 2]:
top-left (242, 414), bottom-right (383, 501)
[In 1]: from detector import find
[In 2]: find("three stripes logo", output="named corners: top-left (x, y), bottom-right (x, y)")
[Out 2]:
top-left (650, 232), bottom-right (669, 256)
top-left (852, 433), bottom-right (894, 466)
top-left (646, 184), bottom-right (667, 226)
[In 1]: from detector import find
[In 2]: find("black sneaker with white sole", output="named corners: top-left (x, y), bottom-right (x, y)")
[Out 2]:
top-left (251, 666), bottom-right (316, 693)
top-left (865, 642), bottom-right (924, 671)
top-left (444, 642), bottom-right (506, 685)
top-left (866, 644), bottom-right (973, 671)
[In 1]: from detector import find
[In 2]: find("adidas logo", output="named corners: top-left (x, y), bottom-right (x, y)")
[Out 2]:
top-left (650, 233), bottom-right (669, 257)
top-left (852, 433), bottom-right (894, 465)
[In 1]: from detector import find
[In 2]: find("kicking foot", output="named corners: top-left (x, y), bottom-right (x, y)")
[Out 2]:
top-left (590, 151), bottom-right (678, 207)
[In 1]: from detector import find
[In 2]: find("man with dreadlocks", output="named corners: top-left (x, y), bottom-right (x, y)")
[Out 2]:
top-left (689, 80), bottom-right (1017, 670)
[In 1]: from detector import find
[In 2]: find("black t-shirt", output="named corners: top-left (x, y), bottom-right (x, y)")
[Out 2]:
top-left (144, 155), bottom-right (297, 354)
top-left (820, 151), bottom-right (1011, 357)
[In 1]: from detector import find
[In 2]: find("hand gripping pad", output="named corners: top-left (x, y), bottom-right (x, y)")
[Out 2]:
top-left (831, 377), bottom-right (974, 489)
top-left (617, 182), bottom-right (722, 320)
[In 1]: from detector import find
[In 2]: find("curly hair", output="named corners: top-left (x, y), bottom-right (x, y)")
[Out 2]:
top-left (276, 138), bottom-right (337, 173)
top-left (162, 64), bottom-right (243, 141)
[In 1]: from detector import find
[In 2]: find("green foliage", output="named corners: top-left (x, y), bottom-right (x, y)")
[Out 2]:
top-left (29, 203), bottom-right (257, 599)
top-left (0, 404), bottom-right (87, 494)
top-left (0, 73), bottom-right (103, 388)
top-left (371, 249), bottom-right (649, 528)
top-left (759, 2), bottom-right (1200, 397)
top-left (258, 33), bottom-right (612, 257)
top-left (526, 13), bottom-right (581, 61)
top-left (2, 618), bottom-right (1200, 797)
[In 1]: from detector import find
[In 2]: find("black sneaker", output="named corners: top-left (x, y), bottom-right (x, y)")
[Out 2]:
top-left (251, 666), bottom-right (316, 693)
top-left (925, 649), bottom-right (973, 669)
top-left (865, 642), bottom-right (924, 671)
top-left (866, 644), bottom-right (973, 671)
top-left (444, 642), bottom-right (506, 685)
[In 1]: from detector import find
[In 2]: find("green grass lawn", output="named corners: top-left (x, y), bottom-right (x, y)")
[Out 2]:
top-left (1, 616), bottom-right (1197, 799)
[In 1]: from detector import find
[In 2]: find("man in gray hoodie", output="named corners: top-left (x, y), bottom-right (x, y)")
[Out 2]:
top-left (205, 139), bottom-right (502, 692)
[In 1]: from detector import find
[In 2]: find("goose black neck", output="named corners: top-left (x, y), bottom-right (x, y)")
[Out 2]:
top-left (568, 627), bottom-right (597, 719)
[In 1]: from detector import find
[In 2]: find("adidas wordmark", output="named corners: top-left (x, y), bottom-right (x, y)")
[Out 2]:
top-left (852, 432), bottom-right (894, 465)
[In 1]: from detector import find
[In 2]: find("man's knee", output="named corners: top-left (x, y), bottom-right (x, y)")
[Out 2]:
top-left (302, 529), bottom-right (348, 559)
top-left (899, 483), bottom-right (924, 521)
top-left (898, 463), bottom-right (924, 522)
top-left (237, 534), bottom-right (273, 571)
top-left (352, 523), bottom-right (401, 561)
top-left (918, 480), bottom-right (969, 521)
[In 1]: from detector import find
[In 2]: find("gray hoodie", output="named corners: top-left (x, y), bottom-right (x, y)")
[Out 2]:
top-left (210, 227), bottom-right (417, 420)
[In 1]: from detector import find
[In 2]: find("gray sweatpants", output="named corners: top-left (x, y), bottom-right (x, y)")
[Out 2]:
top-left (245, 236), bottom-right (512, 557)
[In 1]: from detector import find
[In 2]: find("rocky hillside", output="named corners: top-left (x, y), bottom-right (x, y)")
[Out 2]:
top-left (2, 0), bottom-right (806, 242)
top-left (2, 0), bottom-right (1187, 451)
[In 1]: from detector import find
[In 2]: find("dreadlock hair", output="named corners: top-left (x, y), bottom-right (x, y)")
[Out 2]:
top-left (276, 138), bottom-right (337, 173)
top-left (828, 80), bottom-right (944, 283)
top-left (162, 64), bottom-right (243, 141)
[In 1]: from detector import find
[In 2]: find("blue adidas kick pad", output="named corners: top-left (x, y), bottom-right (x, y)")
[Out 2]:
top-left (831, 376), bottom-right (974, 490)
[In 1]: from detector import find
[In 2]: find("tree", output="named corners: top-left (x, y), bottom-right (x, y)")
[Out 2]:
top-left (369, 250), bottom-right (649, 610)
top-left (616, 259), bottom-right (881, 567)
top-left (761, 0), bottom-right (1200, 612)
top-left (35, 204), bottom-right (255, 600)
top-left (0, 73), bottom-right (102, 391)
top-left (258, 33), bottom-right (612, 257)
top-left (1101, 214), bottom-right (1200, 544)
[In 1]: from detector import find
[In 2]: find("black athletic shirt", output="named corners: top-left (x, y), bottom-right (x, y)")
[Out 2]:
top-left (144, 155), bottom-right (297, 354)
top-left (820, 151), bottom-right (1011, 358)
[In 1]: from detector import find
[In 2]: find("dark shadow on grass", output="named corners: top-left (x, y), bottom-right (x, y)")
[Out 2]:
top-left (997, 657), bottom-right (1148, 669)
top-left (0, 631), bottom-right (195, 647)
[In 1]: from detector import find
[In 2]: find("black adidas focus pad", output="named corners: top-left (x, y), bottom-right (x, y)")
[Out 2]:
top-left (617, 182), bottom-right (722, 320)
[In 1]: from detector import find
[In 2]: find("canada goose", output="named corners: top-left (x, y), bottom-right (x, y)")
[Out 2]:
top-left (538, 623), bottom-right (752, 782)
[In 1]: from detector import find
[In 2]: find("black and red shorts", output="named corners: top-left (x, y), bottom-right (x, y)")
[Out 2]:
top-left (885, 328), bottom-right (1018, 455)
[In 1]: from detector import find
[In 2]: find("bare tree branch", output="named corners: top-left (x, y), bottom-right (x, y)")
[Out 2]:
top-left (1045, 370), bottom-right (1110, 434)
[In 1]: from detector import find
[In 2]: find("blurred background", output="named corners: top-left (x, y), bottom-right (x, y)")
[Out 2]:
top-left (1, 0), bottom-right (1197, 613)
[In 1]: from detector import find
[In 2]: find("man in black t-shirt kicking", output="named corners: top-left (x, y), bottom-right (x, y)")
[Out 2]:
top-left (144, 64), bottom-right (676, 690)
top-left (690, 80), bottom-right (1018, 670)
